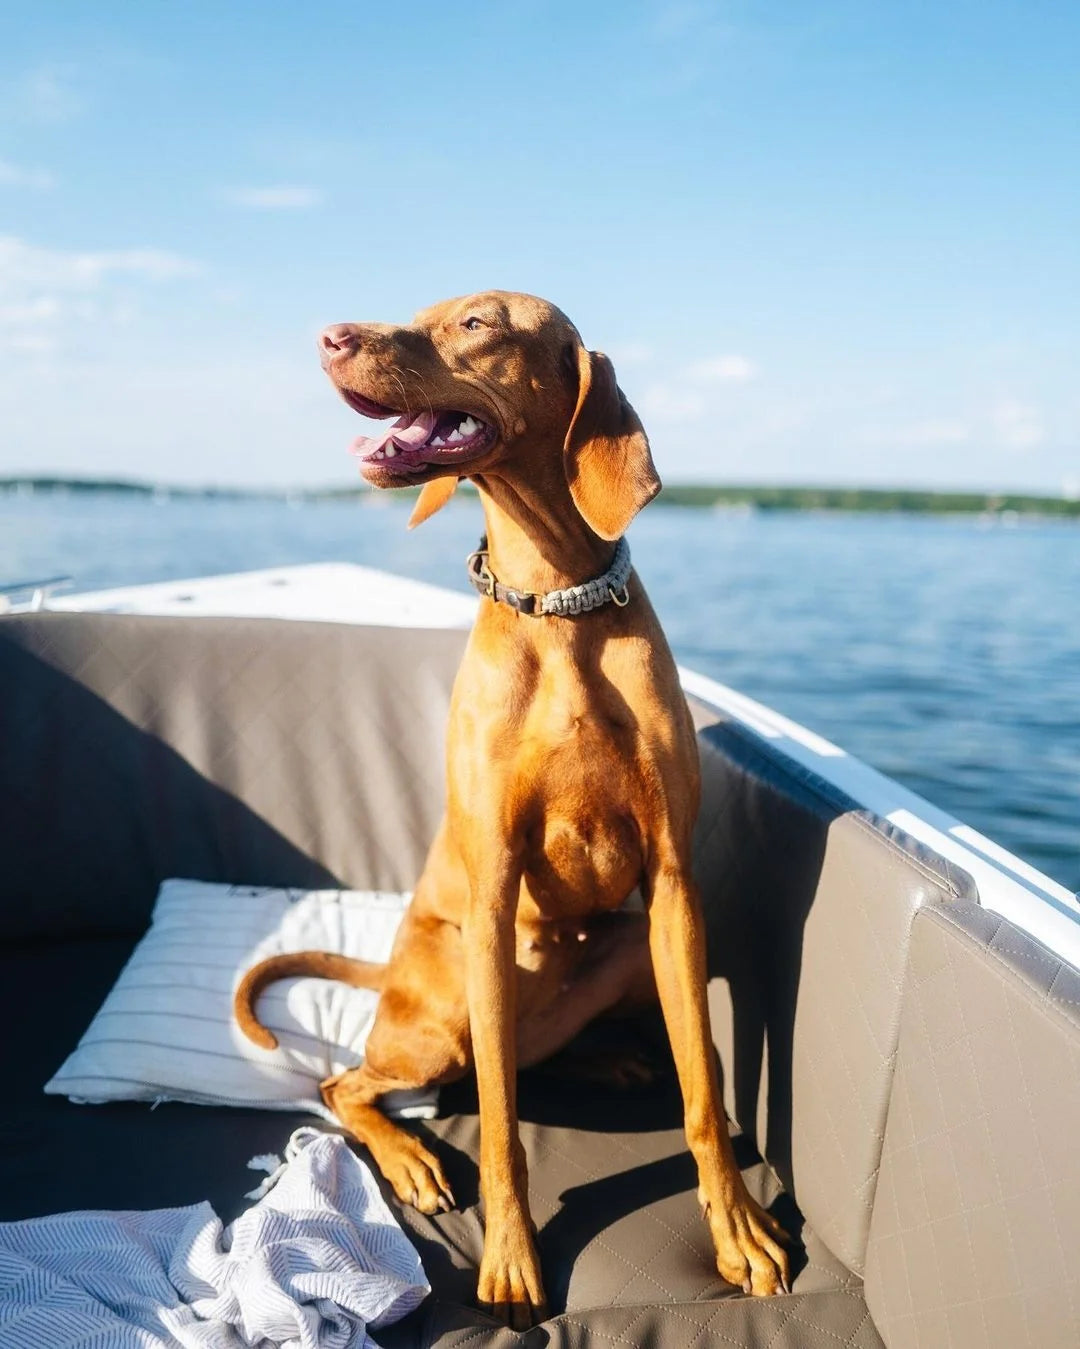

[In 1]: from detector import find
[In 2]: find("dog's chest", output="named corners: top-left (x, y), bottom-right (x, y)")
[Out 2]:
top-left (521, 803), bottom-right (642, 917)
top-left (511, 674), bottom-right (651, 914)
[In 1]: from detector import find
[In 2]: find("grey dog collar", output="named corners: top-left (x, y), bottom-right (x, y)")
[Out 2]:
top-left (466, 536), bottom-right (632, 617)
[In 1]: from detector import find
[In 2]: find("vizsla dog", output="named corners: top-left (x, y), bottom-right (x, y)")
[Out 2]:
top-left (234, 291), bottom-right (789, 1326)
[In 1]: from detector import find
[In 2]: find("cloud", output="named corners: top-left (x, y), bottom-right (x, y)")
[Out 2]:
top-left (867, 418), bottom-right (972, 448)
top-left (605, 341), bottom-right (654, 367)
top-left (685, 353), bottom-right (759, 384)
top-left (637, 350), bottom-right (759, 422)
top-left (222, 185), bottom-right (324, 210)
top-left (0, 159), bottom-right (54, 190)
top-left (0, 237), bottom-right (200, 290)
top-left (0, 235), bottom-right (202, 354)
top-left (907, 418), bottom-right (971, 445)
top-left (639, 382), bottom-right (707, 421)
top-left (991, 398), bottom-right (1043, 451)
top-left (4, 64), bottom-right (83, 123)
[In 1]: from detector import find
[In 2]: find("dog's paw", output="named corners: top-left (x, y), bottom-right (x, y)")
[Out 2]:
top-left (382, 1134), bottom-right (455, 1216)
top-left (477, 1224), bottom-right (548, 1330)
top-left (589, 1047), bottom-right (659, 1088)
top-left (700, 1185), bottom-right (791, 1297)
top-left (548, 1044), bottom-right (662, 1089)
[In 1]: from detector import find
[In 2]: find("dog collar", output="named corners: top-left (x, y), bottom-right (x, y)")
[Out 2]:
top-left (466, 536), bottom-right (632, 617)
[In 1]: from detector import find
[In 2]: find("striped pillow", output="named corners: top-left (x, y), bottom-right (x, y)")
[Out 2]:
top-left (45, 879), bottom-right (437, 1120)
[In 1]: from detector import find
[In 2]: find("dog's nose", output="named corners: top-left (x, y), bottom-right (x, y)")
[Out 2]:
top-left (318, 324), bottom-right (362, 359)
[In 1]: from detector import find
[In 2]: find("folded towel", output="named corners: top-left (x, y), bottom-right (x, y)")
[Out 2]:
top-left (0, 1130), bottom-right (428, 1348)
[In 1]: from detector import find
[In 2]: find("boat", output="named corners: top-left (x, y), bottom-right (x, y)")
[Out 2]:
top-left (1, 561), bottom-right (1076, 1348)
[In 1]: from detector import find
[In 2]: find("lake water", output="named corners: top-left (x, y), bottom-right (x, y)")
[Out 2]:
top-left (3, 492), bottom-right (1077, 892)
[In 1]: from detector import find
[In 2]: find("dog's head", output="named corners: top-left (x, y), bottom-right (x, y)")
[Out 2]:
top-left (318, 290), bottom-right (659, 539)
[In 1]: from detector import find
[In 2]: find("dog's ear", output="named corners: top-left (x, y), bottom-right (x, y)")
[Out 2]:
top-left (408, 476), bottom-right (458, 529)
top-left (563, 345), bottom-right (660, 540)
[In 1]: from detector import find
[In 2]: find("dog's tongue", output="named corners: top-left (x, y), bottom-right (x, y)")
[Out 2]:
top-left (392, 411), bottom-right (439, 449)
top-left (365, 410), bottom-right (439, 455)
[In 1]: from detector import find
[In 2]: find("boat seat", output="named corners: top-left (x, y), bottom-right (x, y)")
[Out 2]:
top-left (0, 932), bottom-right (879, 1346)
top-left (7, 611), bottom-right (1075, 1346)
top-left (382, 1064), bottom-right (881, 1346)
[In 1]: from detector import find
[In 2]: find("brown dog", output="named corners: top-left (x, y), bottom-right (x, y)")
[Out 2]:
top-left (234, 292), bottom-right (789, 1326)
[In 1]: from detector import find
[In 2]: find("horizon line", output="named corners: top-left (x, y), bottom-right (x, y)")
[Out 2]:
top-left (2, 474), bottom-right (1078, 513)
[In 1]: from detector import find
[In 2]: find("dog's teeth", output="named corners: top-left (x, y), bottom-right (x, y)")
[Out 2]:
top-left (384, 443), bottom-right (397, 457)
top-left (373, 449), bottom-right (385, 459)
top-left (431, 435), bottom-right (445, 447)
top-left (446, 429), bottom-right (464, 443)
top-left (459, 416), bottom-right (478, 436)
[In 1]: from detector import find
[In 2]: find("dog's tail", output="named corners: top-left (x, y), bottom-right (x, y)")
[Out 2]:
top-left (233, 952), bottom-right (387, 1051)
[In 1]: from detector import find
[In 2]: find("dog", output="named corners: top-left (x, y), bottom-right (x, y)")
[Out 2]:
top-left (234, 291), bottom-right (789, 1327)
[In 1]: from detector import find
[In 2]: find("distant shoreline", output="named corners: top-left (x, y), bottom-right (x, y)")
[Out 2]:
top-left (2, 475), bottom-right (1078, 519)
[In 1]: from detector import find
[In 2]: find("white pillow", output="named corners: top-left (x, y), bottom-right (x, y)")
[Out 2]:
top-left (45, 879), bottom-right (437, 1121)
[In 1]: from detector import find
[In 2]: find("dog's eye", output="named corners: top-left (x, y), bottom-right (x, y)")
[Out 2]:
top-left (461, 316), bottom-right (486, 331)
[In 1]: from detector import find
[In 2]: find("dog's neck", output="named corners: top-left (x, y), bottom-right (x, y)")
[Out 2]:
top-left (471, 468), bottom-right (617, 596)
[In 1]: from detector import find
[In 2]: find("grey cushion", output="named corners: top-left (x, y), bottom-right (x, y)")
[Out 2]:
top-left (0, 930), bottom-right (875, 1344)
top-left (0, 613), bottom-right (466, 940)
top-left (864, 902), bottom-right (1080, 1348)
top-left (685, 704), bottom-right (977, 1274)
top-left (383, 1290), bottom-right (883, 1348)
top-left (392, 1060), bottom-right (861, 1316)
top-left (6, 609), bottom-right (1016, 1347)
top-left (0, 935), bottom-right (310, 1223)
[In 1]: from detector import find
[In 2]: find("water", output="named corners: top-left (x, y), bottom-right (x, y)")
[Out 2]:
top-left (3, 492), bottom-right (1077, 892)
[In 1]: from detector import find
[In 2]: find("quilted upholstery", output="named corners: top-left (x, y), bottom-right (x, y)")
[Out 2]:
top-left (384, 1289), bottom-right (884, 1348)
top-left (378, 1065), bottom-right (882, 1346)
top-left (0, 613), bottom-right (467, 939)
top-left (20, 610), bottom-right (1068, 1347)
top-left (0, 935), bottom-right (313, 1224)
top-left (684, 707), bottom-right (976, 1274)
top-left (864, 902), bottom-right (1080, 1348)
top-left (390, 1067), bottom-right (861, 1314)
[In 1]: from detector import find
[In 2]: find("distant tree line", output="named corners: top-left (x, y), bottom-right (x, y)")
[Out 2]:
top-left (655, 484), bottom-right (1080, 517)
top-left (2, 476), bottom-right (1078, 518)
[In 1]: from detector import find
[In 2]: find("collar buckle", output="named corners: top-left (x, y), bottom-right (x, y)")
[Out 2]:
top-left (503, 587), bottom-right (539, 616)
top-left (466, 545), bottom-right (496, 599)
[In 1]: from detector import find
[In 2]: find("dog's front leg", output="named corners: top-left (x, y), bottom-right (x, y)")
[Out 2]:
top-left (462, 852), bottom-right (548, 1329)
top-left (646, 855), bottom-right (791, 1297)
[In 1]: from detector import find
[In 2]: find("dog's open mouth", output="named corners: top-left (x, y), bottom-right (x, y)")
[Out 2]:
top-left (343, 390), bottom-right (497, 476)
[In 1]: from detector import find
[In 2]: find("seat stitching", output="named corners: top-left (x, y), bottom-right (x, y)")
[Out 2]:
top-left (930, 909), bottom-right (1080, 1030)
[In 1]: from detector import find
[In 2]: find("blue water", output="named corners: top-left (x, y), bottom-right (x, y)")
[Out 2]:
top-left (3, 492), bottom-right (1077, 892)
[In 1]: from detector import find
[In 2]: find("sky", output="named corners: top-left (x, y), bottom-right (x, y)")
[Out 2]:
top-left (1, 1), bottom-right (1077, 492)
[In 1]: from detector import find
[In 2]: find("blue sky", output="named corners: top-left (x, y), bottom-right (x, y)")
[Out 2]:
top-left (1, 1), bottom-right (1077, 491)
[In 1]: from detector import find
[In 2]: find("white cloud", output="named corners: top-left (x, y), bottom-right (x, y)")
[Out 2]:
top-left (0, 235), bottom-right (202, 354)
top-left (639, 382), bottom-right (707, 421)
top-left (5, 332), bottom-right (56, 354)
top-left (867, 418), bottom-right (972, 448)
top-left (0, 159), bottom-right (54, 190)
top-left (222, 185), bottom-right (324, 210)
top-left (0, 296), bottom-right (62, 325)
top-left (605, 341), bottom-right (654, 367)
top-left (636, 351), bottom-right (759, 422)
top-left (4, 64), bottom-right (83, 123)
top-left (990, 398), bottom-right (1044, 451)
top-left (685, 353), bottom-right (759, 384)
top-left (0, 237), bottom-right (200, 291)
top-left (907, 418), bottom-right (971, 446)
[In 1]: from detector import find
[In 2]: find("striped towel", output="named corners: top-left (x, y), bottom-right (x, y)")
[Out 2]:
top-left (0, 1131), bottom-right (428, 1348)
